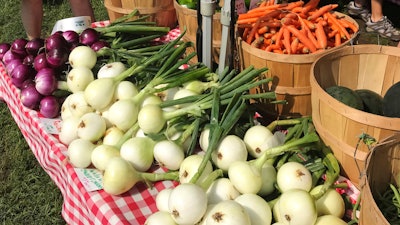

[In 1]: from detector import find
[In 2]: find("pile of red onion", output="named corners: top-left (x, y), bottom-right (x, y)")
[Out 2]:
top-left (0, 28), bottom-right (109, 118)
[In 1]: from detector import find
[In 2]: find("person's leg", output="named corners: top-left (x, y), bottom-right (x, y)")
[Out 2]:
top-left (370, 0), bottom-right (384, 22)
top-left (69, 0), bottom-right (95, 22)
top-left (21, 0), bottom-right (43, 40)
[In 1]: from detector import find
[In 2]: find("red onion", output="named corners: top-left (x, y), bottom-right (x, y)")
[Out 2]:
top-left (23, 54), bottom-right (35, 66)
top-left (2, 49), bottom-right (23, 65)
top-left (11, 38), bottom-right (28, 57)
top-left (79, 28), bottom-right (100, 46)
top-left (39, 95), bottom-right (60, 118)
top-left (91, 40), bottom-right (110, 52)
top-left (10, 64), bottom-right (34, 88)
top-left (35, 68), bottom-right (58, 95)
top-left (33, 53), bottom-right (49, 71)
top-left (20, 85), bottom-right (43, 109)
top-left (62, 30), bottom-right (80, 46)
top-left (25, 38), bottom-right (44, 56)
top-left (21, 79), bottom-right (35, 89)
top-left (5, 59), bottom-right (23, 74)
top-left (46, 47), bottom-right (69, 68)
top-left (45, 33), bottom-right (68, 51)
top-left (0, 43), bottom-right (11, 60)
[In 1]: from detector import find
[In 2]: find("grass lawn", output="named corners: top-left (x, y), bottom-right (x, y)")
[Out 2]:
top-left (0, 1), bottom-right (108, 224)
top-left (0, 0), bottom-right (399, 224)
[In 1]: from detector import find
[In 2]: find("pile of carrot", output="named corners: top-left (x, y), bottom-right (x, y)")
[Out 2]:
top-left (237, 0), bottom-right (358, 54)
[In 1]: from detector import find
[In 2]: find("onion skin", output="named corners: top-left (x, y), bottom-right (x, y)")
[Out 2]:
top-left (20, 85), bottom-right (43, 109)
top-left (314, 215), bottom-right (347, 225)
top-left (39, 95), bottom-right (60, 118)
top-left (276, 161), bottom-right (313, 193)
top-left (205, 200), bottom-right (251, 225)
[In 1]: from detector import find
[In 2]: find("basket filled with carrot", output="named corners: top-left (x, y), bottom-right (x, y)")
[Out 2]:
top-left (236, 0), bottom-right (359, 118)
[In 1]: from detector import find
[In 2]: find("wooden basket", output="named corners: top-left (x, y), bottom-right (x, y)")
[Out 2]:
top-left (173, 0), bottom-right (222, 63)
top-left (310, 44), bottom-right (400, 187)
top-left (104, 0), bottom-right (177, 29)
top-left (236, 12), bottom-right (358, 118)
top-left (359, 133), bottom-right (400, 225)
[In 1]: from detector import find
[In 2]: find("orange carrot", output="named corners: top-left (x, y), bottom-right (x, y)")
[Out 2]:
top-left (246, 18), bottom-right (262, 44)
top-left (247, 4), bottom-right (283, 13)
top-left (325, 12), bottom-right (350, 40)
top-left (265, 44), bottom-right (281, 52)
top-left (291, 37), bottom-right (299, 54)
top-left (238, 10), bottom-right (272, 21)
top-left (334, 32), bottom-right (341, 47)
top-left (285, 25), bottom-right (317, 52)
top-left (302, 0), bottom-right (320, 14)
top-left (282, 26), bottom-right (292, 54)
top-left (274, 25), bottom-right (285, 46)
top-left (307, 30), bottom-right (320, 50)
top-left (327, 29), bottom-right (338, 38)
top-left (339, 18), bottom-right (358, 34)
top-left (237, 17), bottom-right (259, 25)
top-left (315, 20), bottom-right (327, 49)
top-left (307, 4), bottom-right (338, 21)
top-left (281, 1), bottom-right (305, 10)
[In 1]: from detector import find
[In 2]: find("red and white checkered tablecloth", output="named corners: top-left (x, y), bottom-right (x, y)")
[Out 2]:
top-left (0, 24), bottom-right (182, 225)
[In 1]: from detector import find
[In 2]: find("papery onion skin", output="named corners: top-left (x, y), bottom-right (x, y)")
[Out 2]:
top-left (45, 33), bottom-right (68, 51)
top-left (11, 63), bottom-right (34, 88)
top-left (79, 28), bottom-right (100, 46)
top-left (46, 47), bottom-right (69, 68)
top-left (33, 52), bottom-right (50, 71)
top-left (20, 85), bottom-right (43, 109)
top-left (11, 38), bottom-right (28, 57)
top-left (25, 38), bottom-right (44, 56)
top-left (35, 68), bottom-right (58, 96)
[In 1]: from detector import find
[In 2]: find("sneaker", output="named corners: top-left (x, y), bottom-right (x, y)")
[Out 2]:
top-left (347, 1), bottom-right (370, 22)
top-left (365, 16), bottom-right (400, 41)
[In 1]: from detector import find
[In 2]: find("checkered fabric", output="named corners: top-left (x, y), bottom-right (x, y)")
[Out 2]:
top-left (0, 22), bottom-right (182, 225)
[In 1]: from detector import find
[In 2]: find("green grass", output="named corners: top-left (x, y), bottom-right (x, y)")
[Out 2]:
top-left (0, 1), bottom-right (108, 224)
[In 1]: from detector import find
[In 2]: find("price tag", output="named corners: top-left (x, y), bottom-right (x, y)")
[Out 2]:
top-left (74, 168), bottom-right (103, 192)
top-left (39, 117), bottom-right (62, 134)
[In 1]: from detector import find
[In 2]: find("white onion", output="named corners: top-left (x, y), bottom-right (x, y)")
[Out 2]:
top-left (120, 137), bottom-right (155, 172)
top-left (84, 77), bottom-right (117, 111)
top-left (102, 156), bottom-right (140, 195)
top-left (155, 188), bottom-right (173, 212)
top-left (274, 189), bottom-right (317, 225)
top-left (276, 161), bottom-right (313, 193)
top-left (59, 116), bottom-right (80, 145)
top-left (211, 135), bottom-right (247, 172)
top-left (172, 88), bottom-right (198, 108)
top-left (168, 183), bottom-right (208, 225)
top-left (314, 215), bottom-right (347, 225)
top-left (77, 112), bottom-right (106, 142)
top-left (66, 66), bottom-right (94, 93)
top-left (234, 193), bottom-right (272, 225)
top-left (67, 138), bottom-right (96, 168)
top-left (199, 127), bottom-right (210, 151)
top-left (153, 140), bottom-right (184, 171)
top-left (91, 144), bottom-right (120, 171)
top-left (243, 125), bottom-right (273, 158)
top-left (179, 154), bottom-right (213, 184)
top-left (204, 200), bottom-right (251, 225)
top-left (113, 80), bottom-right (139, 101)
top-left (68, 45), bottom-right (97, 69)
top-left (137, 104), bottom-right (166, 134)
top-left (228, 160), bottom-right (262, 194)
top-left (107, 99), bottom-right (139, 131)
top-left (141, 94), bottom-right (162, 107)
top-left (97, 61), bottom-right (127, 79)
top-left (102, 127), bottom-right (125, 147)
top-left (145, 211), bottom-right (177, 225)
top-left (60, 95), bottom-right (73, 120)
top-left (258, 162), bottom-right (277, 197)
top-left (67, 91), bottom-right (94, 118)
top-left (206, 178), bottom-right (240, 205)
top-left (310, 185), bottom-right (345, 218)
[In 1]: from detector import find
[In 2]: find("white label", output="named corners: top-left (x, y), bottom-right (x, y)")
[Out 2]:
top-left (39, 118), bottom-right (62, 134)
top-left (75, 168), bottom-right (103, 192)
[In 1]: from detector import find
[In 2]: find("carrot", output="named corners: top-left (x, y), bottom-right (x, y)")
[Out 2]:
top-left (258, 20), bottom-right (282, 29)
top-left (315, 20), bottom-right (327, 49)
top-left (238, 10), bottom-right (272, 21)
top-left (281, 17), bottom-right (300, 27)
top-left (285, 25), bottom-right (317, 52)
top-left (327, 29), bottom-right (338, 38)
top-left (251, 37), bottom-right (264, 48)
top-left (237, 17), bottom-right (259, 25)
top-left (307, 4), bottom-right (338, 21)
top-left (247, 4), bottom-right (283, 14)
top-left (307, 29), bottom-right (320, 51)
top-left (242, 27), bottom-right (250, 41)
top-left (265, 44), bottom-right (281, 52)
top-left (291, 37), bottom-right (299, 54)
top-left (334, 32), bottom-right (341, 47)
top-left (282, 26), bottom-right (292, 54)
top-left (339, 18), bottom-right (358, 33)
top-left (259, 1), bottom-right (268, 7)
top-left (274, 25), bottom-right (285, 46)
top-left (325, 12), bottom-right (351, 40)
top-left (302, 0), bottom-right (320, 14)
top-left (246, 18), bottom-right (262, 44)
top-left (281, 1), bottom-right (305, 10)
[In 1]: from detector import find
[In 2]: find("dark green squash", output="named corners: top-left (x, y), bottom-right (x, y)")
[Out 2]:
top-left (326, 86), bottom-right (364, 111)
top-left (383, 81), bottom-right (400, 118)
top-left (355, 89), bottom-right (384, 115)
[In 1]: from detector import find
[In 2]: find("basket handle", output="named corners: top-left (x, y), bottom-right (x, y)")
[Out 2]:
top-left (359, 132), bottom-right (400, 188)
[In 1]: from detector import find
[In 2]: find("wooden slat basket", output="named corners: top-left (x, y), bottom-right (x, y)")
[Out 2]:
top-left (104, 0), bottom-right (177, 29)
top-left (359, 132), bottom-right (400, 225)
top-left (237, 12), bottom-right (358, 118)
top-left (310, 44), bottom-right (400, 187)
